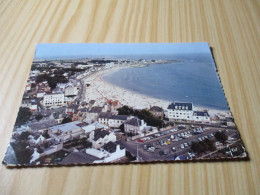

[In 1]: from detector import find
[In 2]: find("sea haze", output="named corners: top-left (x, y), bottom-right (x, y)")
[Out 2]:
top-left (102, 57), bottom-right (229, 110)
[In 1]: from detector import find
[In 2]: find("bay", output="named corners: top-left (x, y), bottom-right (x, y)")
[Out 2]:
top-left (102, 61), bottom-right (229, 110)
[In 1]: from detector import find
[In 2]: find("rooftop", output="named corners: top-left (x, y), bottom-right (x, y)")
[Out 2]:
top-left (49, 121), bottom-right (82, 132)
top-left (125, 118), bottom-right (142, 126)
top-left (98, 112), bottom-right (128, 120)
top-left (167, 102), bottom-right (193, 110)
top-left (193, 111), bottom-right (209, 117)
top-left (28, 119), bottom-right (57, 131)
top-left (93, 129), bottom-right (110, 141)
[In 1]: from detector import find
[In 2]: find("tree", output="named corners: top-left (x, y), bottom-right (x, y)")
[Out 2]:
top-left (119, 123), bottom-right (125, 133)
top-left (215, 131), bottom-right (228, 143)
top-left (31, 83), bottom-right (36, 88)
top-left (36, 74), bottom-right (49, 83)
top-left (191, 139), bottom-right (216, 154)
top-left (35, 114), bottom-right (43, 121)
top-left (15, 107), bottom-right (32, 126)
top-left (61, 117), bottom-right (72, 124)
top-left (19, 131), bottom-right (30, 140)
top-left (11, 141), bottom-right (33, 164)
top-left (42, 130), bottom-right (50, 139)
top-left (117, 106), bottom-right (134, 115)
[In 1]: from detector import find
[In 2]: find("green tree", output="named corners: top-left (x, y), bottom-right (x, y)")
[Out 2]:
top-left (215, 131), bottom-right (228, 143)
top-left (11, 141), bottom-right (33, 164)
top-left (35, 114), bottom-right (43, 121)
top-left (117, 106), bottom-right (134, 115)
top-left (15, 107), bottom-right (32, 126)
top-left (61, 117), bottom-right (72, 124)
top-left (119, 123), bottom-right (125, 133)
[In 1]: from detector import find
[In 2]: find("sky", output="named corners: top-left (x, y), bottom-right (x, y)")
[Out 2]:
top-left (34, 42), bottom-right (211, 60)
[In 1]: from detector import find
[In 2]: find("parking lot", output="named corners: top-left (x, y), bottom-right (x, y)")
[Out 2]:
top-left (123, 124), bottom-right (238, 161)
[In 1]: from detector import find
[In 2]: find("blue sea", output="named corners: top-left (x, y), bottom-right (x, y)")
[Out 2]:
top-left (102, 56), bottom-right (229, 110)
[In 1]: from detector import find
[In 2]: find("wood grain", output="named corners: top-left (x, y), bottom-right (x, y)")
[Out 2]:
top-left (0, 0), bottom-right (259, 194)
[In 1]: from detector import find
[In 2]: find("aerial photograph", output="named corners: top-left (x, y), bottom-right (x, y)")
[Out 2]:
top-left (3, 43), bottom-right (248, 166)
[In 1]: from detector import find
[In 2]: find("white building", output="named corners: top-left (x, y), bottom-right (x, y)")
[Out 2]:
top-left (37, 92), bottom-right (45, 98)
top-left (65, 86), bottom-right (78, 97)
top-left (124, 117), bottom-right (147, 135)
top-left (94, 144), bottom-right (125, 163)
top-left (98, 112), bottom-right (128, 128)
top-left (193, 111), bottom-right (210, 122)
top-left (88, 129), bottom-right (116, 149)
top-left (48, 121), bottom-right (84, 142)
top-left (43, 93), bottom-right (64, 107)
top-left (82, 122), bottom-right (109, 134)
top-left (165, 102), bottom-right (194, 121)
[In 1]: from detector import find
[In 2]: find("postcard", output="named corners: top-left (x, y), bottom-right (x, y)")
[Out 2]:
top-left (3, 43), bottom-right (248, 167)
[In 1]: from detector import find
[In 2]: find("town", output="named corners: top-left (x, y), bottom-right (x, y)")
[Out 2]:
top-left (5, 58), bottom-right (247, 166)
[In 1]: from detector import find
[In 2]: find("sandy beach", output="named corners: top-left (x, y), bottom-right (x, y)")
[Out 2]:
top-left (82, 67), bottom-right (231, 116)
top-left (83, 67), bottom-right (171, 110)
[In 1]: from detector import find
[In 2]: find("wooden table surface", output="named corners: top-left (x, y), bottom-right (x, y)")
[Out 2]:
top-left (0, 0), bottom-right (259, 194)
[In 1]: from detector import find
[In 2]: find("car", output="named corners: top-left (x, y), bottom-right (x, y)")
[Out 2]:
top-left (138, 138), bottom-right (144, 142)
top-left (172, 147), bottom-right (176, 152)
top-left (155, 133), bottom-right (160, 137)
top-left (163, 150), bottom-right (168, 155)
top-left (159, 151), bottom-right (164, 155)
top-left (184, 143), bottom-right (188, 147)
top-left (180, 144), bottom-right (184, 149)
top-left (198, 138), bottom-right (202, 141)
top-left (143, 145), bottom-right (147, 150)
top-left (169, 129), bottom-right (174, 133)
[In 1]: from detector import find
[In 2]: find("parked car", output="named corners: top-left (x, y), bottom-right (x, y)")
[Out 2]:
top-left (180, 144), bottom-right (184, 149)
top-left (171, 147), bottom-right (176, 152)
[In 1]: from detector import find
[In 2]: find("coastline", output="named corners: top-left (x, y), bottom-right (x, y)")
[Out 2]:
top-left (83, 67), bottom-right (231, 116)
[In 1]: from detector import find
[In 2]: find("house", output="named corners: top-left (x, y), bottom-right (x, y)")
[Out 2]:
top-left (27, 119), bottom-right (57, 132)
top-left (165, 102), bottom-right (194, 121)
top-left (49, 112), bottom-right (67, 124)
top-left (36, 91), bottom-right (45, 98)
top-left (82, 122), bottom-right (109, 134)
top-left (88, 100), bottom-right (96, 109)
top-left (93, 144), bottom-right (126, 163)
top-left (66, 104), bottom-right (80, 114)
top-left (65, 86), bottom-right (78, 97)
top-left (85, 106), bottom-right (103, 121)
top-left (43, 93), bottom-right (64, 107)
top-left (48, 121), bottom-right (84, 142)
top-left (88, 129), bottom-right (116, 149)
top-left (193, 111), bottom-right (210, 122)
top-left (98, 112), bottom-right (128, 128)
top-left (124, 117), bottom-right (147, 135)
top-left (149, 106), bottom-right (164, 119)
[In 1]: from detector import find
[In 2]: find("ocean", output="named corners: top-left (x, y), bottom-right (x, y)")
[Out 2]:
top-left (102, 59), bottom-right (229, 110)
